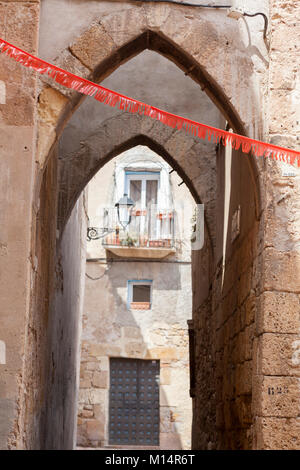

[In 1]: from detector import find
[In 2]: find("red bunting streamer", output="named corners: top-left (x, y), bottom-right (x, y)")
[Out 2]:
top-left (0, 38), bottom-right (299, 167)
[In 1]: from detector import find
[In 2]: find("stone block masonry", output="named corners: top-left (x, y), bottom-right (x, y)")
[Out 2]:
top-left (0, 0), bottom-right (300, 451)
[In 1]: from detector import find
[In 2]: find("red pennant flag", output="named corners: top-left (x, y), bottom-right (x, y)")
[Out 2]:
top-left (0, 38), bottom-right (299, 167)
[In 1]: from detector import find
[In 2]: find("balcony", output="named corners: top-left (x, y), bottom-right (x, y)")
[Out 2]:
top-left (102, 207), bottom-right (176, 259)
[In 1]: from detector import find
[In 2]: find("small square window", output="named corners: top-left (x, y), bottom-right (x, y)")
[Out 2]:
top-left (128, 280), bottom-right (152, 310)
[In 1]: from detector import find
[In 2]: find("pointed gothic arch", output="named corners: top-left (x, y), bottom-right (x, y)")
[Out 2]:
top-left (28, 6), bottom-right (263, 450)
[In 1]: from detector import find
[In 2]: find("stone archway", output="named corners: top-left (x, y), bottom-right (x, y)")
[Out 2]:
top-left (41, 124), bottom-right (215, 450)
top-left (25, 6), bottom-right (263, 450)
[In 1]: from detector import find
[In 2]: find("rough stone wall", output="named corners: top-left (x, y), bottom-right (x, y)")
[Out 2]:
top-left (76, 149), bottom-right (194, 449)
top-left (1, 0), bottom-right (300, 451)
top-left (56, 47), bottom-right (222, 233)
top-left (253, 0), bottom-right (300, 450)
top-left (191, 234), bottom-right (215, 449)
top-left (188, 0), bottom-right (300, 451)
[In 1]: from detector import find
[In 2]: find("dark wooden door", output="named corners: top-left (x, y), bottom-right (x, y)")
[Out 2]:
top-left (109, 358), bottom-right (160, 445)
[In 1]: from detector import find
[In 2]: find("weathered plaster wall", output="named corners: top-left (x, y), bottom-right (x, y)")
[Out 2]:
top-left (59, 49), bottom-right (223, 155)
top-left (77, 148), bottom-right (194, 449)
top-left (1, 0), bottom-right (300, 451)
top-left (253, 0), bottom-right (300, 450)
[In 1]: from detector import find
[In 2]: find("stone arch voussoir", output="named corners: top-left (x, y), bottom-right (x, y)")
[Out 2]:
top-left (57, 112), bottom-right (216, 249)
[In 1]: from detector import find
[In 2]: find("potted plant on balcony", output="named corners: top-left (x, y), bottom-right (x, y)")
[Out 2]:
top-left (108, 234), bottom-right (114, 245)
top-left (130, 301), bottom-right (150, 310)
